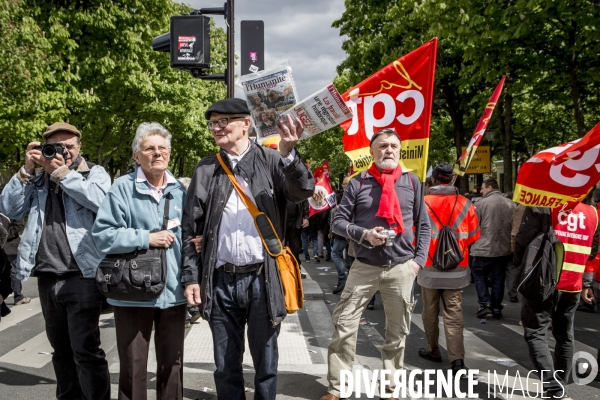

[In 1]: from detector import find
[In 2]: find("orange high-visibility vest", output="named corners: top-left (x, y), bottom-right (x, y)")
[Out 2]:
top-left (424, 193), bottom-right (480, 268)
top-left (553, 202), bottom-right (598, 292)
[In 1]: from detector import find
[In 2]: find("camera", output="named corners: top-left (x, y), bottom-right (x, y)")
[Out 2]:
top-left (380, 229), bottom-right (397, 246)
top-left (35, 143), bottom-right (65, 159)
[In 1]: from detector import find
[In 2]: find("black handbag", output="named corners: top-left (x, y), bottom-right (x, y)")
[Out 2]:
top-left (95, 195), bottom-right (170, 301)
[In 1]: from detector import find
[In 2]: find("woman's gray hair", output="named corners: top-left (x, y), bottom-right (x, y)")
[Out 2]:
top-left (131, 122), bottom-right (172, 154)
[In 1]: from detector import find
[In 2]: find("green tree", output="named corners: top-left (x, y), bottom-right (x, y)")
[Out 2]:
top-left (0, 0), bottom-right (228, 179)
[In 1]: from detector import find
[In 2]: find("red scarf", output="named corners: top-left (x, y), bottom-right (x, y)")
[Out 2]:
top-left (368, 163), bottom-right (404, 234)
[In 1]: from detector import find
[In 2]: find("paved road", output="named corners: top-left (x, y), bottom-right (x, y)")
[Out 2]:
top-left (0, 260), bottom-right (599, 399)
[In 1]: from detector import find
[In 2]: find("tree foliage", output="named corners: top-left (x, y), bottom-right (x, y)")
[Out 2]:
top-left (0, 0), bottom-right (227, 179)
top-left (331, 0), bottom-right (600, 192)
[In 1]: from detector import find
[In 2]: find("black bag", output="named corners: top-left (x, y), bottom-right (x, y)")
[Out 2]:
top-left (95, 195), bottom-right (170, 301)
top-left (425, 196), bottom-right (464, 271)
top-left (517, 215), bottom-right (560, 303)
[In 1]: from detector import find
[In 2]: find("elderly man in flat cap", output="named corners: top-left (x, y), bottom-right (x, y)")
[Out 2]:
top-left (0, 122), bottom-right (111, 399)
top-left (181, 98), bottom-right (314, 400)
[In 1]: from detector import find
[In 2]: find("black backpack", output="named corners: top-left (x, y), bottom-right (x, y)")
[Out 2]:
top-left (425, 196), bottom-right (464, 271)
top-left (517, 215), bottom-right (561, 303)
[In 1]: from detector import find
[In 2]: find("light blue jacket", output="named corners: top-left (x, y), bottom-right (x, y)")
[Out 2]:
top-left (92, 168), bottom-right (187, 309)
top-left (0, 161), bottom-right (111, 280)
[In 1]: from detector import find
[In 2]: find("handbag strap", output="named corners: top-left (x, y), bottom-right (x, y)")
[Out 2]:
top-left (162, 194), bottom-right (171, 230)
top-left (216, 153), bottom-right (284, 257)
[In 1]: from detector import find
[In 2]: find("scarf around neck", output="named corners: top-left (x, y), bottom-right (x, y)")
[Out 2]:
top-left (368, 163), bottom-right (404, 234)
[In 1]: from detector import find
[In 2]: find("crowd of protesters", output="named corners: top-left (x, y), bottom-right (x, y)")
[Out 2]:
top-left (0, 103), bottom-right (599, 400)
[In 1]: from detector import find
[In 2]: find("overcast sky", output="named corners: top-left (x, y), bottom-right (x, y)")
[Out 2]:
top-left (181, 0), bottom-right (347, 100)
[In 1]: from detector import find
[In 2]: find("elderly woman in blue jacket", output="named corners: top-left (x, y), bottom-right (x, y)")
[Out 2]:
top-left (92, 122), bottom-right (187, 400)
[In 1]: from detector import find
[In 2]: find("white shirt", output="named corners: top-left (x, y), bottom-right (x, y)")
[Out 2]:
top-left (216, 146), bottom-right (296, 268)
top-left (136, 167), bottom-right (177, 203)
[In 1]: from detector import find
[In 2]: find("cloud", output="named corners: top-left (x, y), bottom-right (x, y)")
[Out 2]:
top-left (179, 0), bottom-right (347, 99)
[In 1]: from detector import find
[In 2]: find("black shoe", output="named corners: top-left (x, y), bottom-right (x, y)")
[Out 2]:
top-left (314, 255), bottom-right (320, 263)
top-left (332, 280), bottom-right (346, 294)
top-left (492, 312), bottom-right (503, 320)
top-left (301, 273), bottom-right (307, 279)
top-left (451, 359), bottom-right (468, 376)
top-left (326, 256), bottom-right (332, 262)
top-left (476, 305), bottom-right (491, 318)
top-left (510, 296), bottom-right (519, 303)
top-left (418, 348), bottom-right (442, 363)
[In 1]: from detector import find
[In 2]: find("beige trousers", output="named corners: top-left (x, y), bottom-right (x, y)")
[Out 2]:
top-left (326, 259), bottom-right (416, 397)
top-left (420, 287), bottom-right (465, 363)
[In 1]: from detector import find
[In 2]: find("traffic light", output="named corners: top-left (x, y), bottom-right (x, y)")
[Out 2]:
top-left (152, 1), bottom-right (234, 97)
top-left (152, 15), bottom-right (211, 73)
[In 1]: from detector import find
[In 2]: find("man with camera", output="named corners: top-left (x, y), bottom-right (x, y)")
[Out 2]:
top-left (0, 122), bottom-right (111, 399)
top-left (321, 128), bottom-right (431, 400)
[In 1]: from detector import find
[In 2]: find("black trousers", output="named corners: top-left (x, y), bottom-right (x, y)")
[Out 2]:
top-left (521, 291), bottom-right (579, 394)
top-left (285, 222), bottom-right (302, 264)
top-left (114, 304), bottom-right (187, 400)
top-left (38, 275), bottom-right (110, 400)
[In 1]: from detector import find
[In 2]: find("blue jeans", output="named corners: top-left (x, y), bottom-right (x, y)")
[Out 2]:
top-left (301, 229), bottom-right (318, 260)
top-left (209, 268), bottom-right (280, 400)
top-left (331, 237), bottom-right (349, 282)
top-left (471, 255), bottom-right (510, 313)
top-left (37, 275), bottom-right (110, 400)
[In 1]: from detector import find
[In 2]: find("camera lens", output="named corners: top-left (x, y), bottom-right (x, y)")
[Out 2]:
top-left (41, 144), bottom-right (56, 159)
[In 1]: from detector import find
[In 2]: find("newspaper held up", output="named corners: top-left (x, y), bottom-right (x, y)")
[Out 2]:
top-left (239, 61), bottom-right (299, 143)
top-left (280, 84), bottom-right (353, 140)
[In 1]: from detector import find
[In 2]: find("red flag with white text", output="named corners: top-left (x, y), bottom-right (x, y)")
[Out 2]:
top-left (341, 39), bottom-right (438, 181)
top-left (309, 160), bottom-right (336, 217)
top-left (513, 122), bottom-right (600, 207)
top-left (454, 76), bottom-right (506, 176)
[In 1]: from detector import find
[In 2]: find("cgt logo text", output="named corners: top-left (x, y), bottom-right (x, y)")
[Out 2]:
top-left (339, 369), bottom-right (480, 398)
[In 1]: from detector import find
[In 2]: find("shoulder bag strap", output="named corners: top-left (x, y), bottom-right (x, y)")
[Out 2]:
top-left (162, 194), bottom-right (170, 230)
top-left (216, 153), bottom-right (284, 257)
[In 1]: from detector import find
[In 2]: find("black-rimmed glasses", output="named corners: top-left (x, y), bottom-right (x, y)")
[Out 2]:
top-left (207, 116), bottom-right (248, 131)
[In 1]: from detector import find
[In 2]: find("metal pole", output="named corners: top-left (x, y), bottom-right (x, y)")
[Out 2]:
top-left (226, 0), bottom-right (235, 98)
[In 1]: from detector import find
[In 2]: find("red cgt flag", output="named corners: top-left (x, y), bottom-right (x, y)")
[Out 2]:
top-left (454, 76), bottom-right (506, 176)
top-left (513, 122), bottom-right (600, 208)
top-left (309, 160), bottom-right (337, 217)
top-left (341, 39), bottom-right (438, 181)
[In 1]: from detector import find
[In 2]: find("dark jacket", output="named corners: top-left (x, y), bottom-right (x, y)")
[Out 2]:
top-left (469, 190), bottom-right (515, 257)
top-left (514, 206), bottom-right (598, 267)
top-left (3, 219), bottom-right (24, 260)
top-left (181, 143), bottom-right (314, 324)
top-left (331, 170), bottom-right (431, 267)
top-left (0, 243), bottom-right (12, 318)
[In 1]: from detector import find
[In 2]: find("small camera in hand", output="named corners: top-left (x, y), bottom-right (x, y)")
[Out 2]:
top-left (379, 229), bottom-right (397, 246)
top-left (35, 143), bottom-right (65, 159)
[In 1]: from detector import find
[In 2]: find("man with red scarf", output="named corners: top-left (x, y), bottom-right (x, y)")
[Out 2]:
top-left (321, 129), bottom-right (431, 400)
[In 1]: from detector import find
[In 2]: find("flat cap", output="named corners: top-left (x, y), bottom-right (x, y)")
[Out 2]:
top-left (42, 122), bottom-right (81, 140)
top-left (205, 98), bottom-right (251, 119)
top-left (432, 162), bottom-right (454, 184)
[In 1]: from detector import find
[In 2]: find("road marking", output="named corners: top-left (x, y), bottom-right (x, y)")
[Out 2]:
top-left (0, 313), bottom-right (114, 368)
top-left (412, 314), bottom-right (545, 400)
top-left (0, 297), bottom-right (42, 332)
top-left (503, 323), bottom-right (597, 356)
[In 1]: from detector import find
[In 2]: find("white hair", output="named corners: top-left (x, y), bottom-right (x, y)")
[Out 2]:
top-left (131, 122), bottom-right (172, 154)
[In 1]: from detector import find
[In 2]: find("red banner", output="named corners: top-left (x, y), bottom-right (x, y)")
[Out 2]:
top-left (309, 160), bottom-right (337, 217)
top-left (454, 76), bottom-right (506, 176)
top-left (340, 39), bottom-right (438, 181)
top-left (513, 122), bottom-right (600, 207)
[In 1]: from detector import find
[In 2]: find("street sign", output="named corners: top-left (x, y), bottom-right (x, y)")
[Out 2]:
top-left (460, 145), bottom-right (491, 173)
